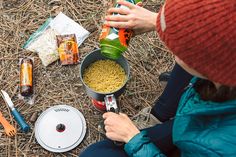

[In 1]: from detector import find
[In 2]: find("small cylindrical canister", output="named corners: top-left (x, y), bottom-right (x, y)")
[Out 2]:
top-left (20, 58), bottom-right (33, 97)
top-left (99, 0), bottom-right (142, 59)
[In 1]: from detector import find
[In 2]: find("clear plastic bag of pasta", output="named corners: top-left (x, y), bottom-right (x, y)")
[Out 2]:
top-left (23, 18), bottom-right (59, 66)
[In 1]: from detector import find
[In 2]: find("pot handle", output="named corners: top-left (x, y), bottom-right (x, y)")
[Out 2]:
top-left (104, 94), bottom-right (119, 113)
top-left (104, 94), bottom-right (124, 146)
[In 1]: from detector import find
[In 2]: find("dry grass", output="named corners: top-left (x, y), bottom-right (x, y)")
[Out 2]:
top-left (0, 0), bottom-right (174, 156)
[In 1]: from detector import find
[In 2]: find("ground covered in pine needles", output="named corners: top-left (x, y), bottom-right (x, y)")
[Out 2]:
top-left (0, 0), bottom-right (173, 156)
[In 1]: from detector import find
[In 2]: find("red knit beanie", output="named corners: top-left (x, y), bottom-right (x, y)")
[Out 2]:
top-left (156, 0), bottom-right (236, 86)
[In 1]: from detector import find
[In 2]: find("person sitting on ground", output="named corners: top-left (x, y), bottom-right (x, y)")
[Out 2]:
top-left (80, 0), bottom-right (236, 156)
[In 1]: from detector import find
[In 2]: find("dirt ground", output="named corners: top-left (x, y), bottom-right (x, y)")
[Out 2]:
top-left (0, 0), bottom-right (174, 156)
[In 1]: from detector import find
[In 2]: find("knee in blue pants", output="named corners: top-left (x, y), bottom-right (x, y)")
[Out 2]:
top-left (151, 63), bottom-right (193, 122)
top-left (79, 139), bottom-right (128, 157)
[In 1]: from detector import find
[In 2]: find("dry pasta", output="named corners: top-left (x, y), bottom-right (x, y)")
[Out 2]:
top-left (83, 60), bottom-right (127, 93)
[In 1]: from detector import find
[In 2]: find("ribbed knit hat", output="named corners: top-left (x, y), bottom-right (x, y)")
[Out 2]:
top-left (156, 0), bottom-right (236, 86)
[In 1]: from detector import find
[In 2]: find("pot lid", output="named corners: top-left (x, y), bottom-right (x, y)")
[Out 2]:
top-left (35, 105), bottom-right (86, 152)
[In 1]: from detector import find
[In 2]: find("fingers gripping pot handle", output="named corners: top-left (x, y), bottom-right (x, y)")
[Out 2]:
top-left (104, 94), bottom-right (124, 146)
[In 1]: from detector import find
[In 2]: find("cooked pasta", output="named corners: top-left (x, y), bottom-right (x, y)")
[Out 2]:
top-left (83, 60), bottom-right (127, 93)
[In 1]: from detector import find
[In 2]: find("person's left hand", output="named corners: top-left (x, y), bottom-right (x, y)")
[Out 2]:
top-left (103, 112), bottom-right (140, 143)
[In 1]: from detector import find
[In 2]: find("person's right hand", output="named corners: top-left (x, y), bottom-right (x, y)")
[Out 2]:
top-left (105, 1), bottom-right (158, 36)
top-left (103, 112), bottom-right (140, 143)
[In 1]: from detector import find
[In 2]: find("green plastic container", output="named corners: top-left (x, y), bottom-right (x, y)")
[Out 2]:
top-left (99, 0), bottom-right (142, 60)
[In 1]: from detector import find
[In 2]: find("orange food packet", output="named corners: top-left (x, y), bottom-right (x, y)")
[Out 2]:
top-left (56, 34), bottom-right (79, 65)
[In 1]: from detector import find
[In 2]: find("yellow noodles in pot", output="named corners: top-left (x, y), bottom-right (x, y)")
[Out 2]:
top-left (83, 60), bottom-right (127, 93)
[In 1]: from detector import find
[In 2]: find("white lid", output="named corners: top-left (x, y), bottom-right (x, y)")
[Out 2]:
top-left (35, 105), bottom-right (86, 152)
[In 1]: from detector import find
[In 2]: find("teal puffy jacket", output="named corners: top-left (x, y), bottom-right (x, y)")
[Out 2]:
top-left (124, 78), bottom-right (236, 157)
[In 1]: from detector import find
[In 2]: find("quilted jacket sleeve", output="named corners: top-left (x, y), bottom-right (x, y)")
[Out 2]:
top-left (124, 131), bottom-right (166, 157)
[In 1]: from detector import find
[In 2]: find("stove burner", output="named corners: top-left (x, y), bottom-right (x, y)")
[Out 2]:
top-left (92, 99), bottom-right (106, 111)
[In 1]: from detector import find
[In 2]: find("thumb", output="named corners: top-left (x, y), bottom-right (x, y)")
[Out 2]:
top-left (119, 113), bottom-right (129, 119)
top-left (103, 112), bottom-right (116, 119)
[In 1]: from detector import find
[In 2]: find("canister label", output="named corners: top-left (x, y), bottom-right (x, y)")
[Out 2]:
top-left (20, 63), bottom-right (32, 86)
top-left (118, 29), bottom-right (132, 47)
top-left (99, 25), bottom-right (111, 40)
top-left (99, 0), bottom-right (142, 51)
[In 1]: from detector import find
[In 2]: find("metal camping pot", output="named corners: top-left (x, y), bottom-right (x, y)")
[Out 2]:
top-left (80, 49), bottom-right (130, 111)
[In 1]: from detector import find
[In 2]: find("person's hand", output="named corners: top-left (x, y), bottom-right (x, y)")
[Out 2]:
top-left (103, 112), bottom-right (140, 143)
top-left (104, 1), bottom-right (158, 35)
